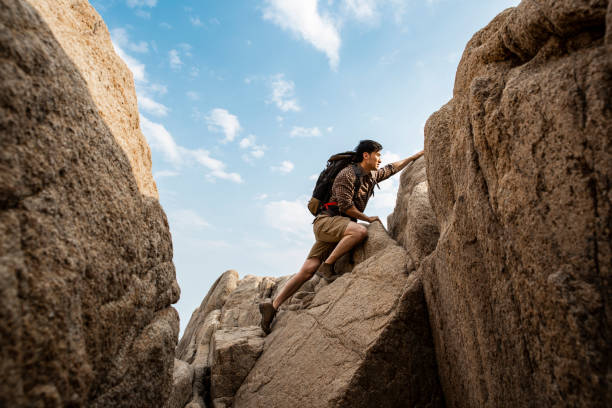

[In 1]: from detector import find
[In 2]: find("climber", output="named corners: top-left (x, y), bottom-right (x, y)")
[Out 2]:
top-left (259, 140), bottom-right (425, 334)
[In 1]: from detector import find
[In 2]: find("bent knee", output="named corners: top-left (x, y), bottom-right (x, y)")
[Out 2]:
top-left (357, 225), bottom-right (368, 240)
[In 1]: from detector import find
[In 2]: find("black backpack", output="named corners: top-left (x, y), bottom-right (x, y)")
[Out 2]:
top-left (307, 151), bottom-right (362, 216)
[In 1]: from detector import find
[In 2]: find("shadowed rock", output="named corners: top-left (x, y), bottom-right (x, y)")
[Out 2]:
top-left (421, 1), bottom-right (611, 406)
top-left (0, 0), bottom-right (179, 406)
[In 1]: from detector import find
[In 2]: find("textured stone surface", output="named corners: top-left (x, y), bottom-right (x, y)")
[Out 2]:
top-left (388, 156), bottom-right (440, 266)
top-left (210, 326), bottom-right (265, 404)
top-left (27, 0), bottom-right (158, 198)
top-left (233, 223), bottom-right (443, 408)
top-left (176, 271), bottom-right (281, 406)
top-left (0, 0), bottom-right (179, 406)
top-left (165, 359), bottom-right (194, 408)
top-left (422, 1), bottom-right (611, 406)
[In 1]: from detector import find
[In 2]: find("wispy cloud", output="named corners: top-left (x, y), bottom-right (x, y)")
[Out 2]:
top-left (169, 49), bottom-right (183, 70)
top-left (239, 135), bottom-right (266, 162)
top-left (343, 0), bottom-right (378, 21)
top-left (270, 74), bottom-right (300, 112)
top-left (138, 94), bottom-right (169, 117)
top-left (290, 126), bottom-right (321, 138)
top-left (186, 91), bottom-right (199, 100)
top-left (127, 0), bottom-right (157, 7)
top-left (111, 28), bottom-right (149, 53)
top-left (168, 209), bottom-right (210, 231)
top-left (263, 0), bottom-right (340, 70)
top-left (140, 115), bottom-right (181, 162)
top-left (190, 16), bottom-right (204, 27)
top-left (140, 114), bottom-right (243, 183)
top-left (112, 41), bottom-right (146, 82)
top-left (263, 199), bottom-right (312, 241)
top-left (206, 108), bottom-right (241, 143)
top-left (154, 170), bottom-right (180, 178)
top-left (271, 160), bottom-right (295, 174)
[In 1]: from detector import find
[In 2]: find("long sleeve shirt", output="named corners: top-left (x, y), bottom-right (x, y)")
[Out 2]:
top-left (330, 163), bottom-right (398, 214)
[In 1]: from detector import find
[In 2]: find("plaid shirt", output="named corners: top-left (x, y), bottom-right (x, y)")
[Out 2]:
top-left (330, 163), bottom-right (398, 214)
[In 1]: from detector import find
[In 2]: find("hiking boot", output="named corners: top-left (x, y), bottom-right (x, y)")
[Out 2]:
top-left (316, 262), bottom-right (336, 282)
top-left (259, 301), bottom-right (277, 335)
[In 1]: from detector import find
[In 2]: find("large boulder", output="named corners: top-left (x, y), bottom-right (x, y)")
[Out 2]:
top-left (233, 223), bottom-right (444, 408)
top-left (175, 271), bottom-right (279, 407)
top-left (388, 156), bottom-right (440, 266)
top-left (0, 0), bottom-right (179, 406)
top-left (421, 1), bottom-right (611, 406)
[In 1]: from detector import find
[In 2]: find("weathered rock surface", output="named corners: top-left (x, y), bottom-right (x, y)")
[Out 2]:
top-left (421, 0), bottom-right (611, 406)
top-left (210, 326), bottom-right (265, 403)
top-left (388, 156), bottom-right (440, 266)
top-left (233, 223), bottom-right (443, 408)
top-left (173, 218), bottom-right (443, 407)
top-left (175, 271), bottom-right (277, 407)
top-left (166, 359), bottom-right (194, 408)
top-left (27, 0), bottom-right (158, 198)
top-left (0, 0), bottom-right (179, 406)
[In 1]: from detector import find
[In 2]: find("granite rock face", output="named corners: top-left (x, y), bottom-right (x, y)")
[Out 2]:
top-left (28, 0), bottom-right (158, 198)
top-left (422, 0), bottom-right (611, 406)
top-left (0, 0), bottom-right (179, 406)
top-left (388, 156), bottom-right (440, 267)
top-left (173, 222), bottom-right (444, 408)
top-left (175, 271), bottom-right (275, 407)
top-left (234, 223), bottom-right (443, 408)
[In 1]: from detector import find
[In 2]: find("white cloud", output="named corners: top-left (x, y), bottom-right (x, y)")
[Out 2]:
top-left (263, 199), bottom-right (312, 240)
top-left (343, 0), bottom-right (378, 21)
top-left (251, 148), bottom-right (265, 158)
top-left (169, 49), bottom-right (183, 70)
top-left (190, 16), bottom-right (204, 26)
top-left (137, 94), bottom-right (169, 117)
top-left (186, 91), bottom-right (199, 100)
top-left (169, 209), bottom-right (209, 230)
top-left (370, 176), bottom-right (400, 211)
top-left (271, 160), bottom-right (295, 174)
top-left (381, 150), bottom-right (401, 164)
top-left (239, 135), bottom-right (266, 162)
top-left (111, 28), bottom-right (149, 53)
top-left (189, 149), bottom-right (243, 183)
top-left (160, 22), bottom-right (172, 29)
top-left (290, 126), bottom-right (321, 138)
top-left (255, 193), bottom-right (269, 200)
top-left (127, 0), bottom-right (156, 7)
top-left (140, 115), bottom-right (243, 183)
top-left (309, 173), bottom-right (319, 181)
top-left (140, 115), bottom-right (181, 163)
top-left (112, 42), bottom-right (146, 82)
top-left (154, 170), bottom-right (180, 178)
top-left (326, 126), bottom-right (333, 132)
top-left (134, 9), bottom-right (151, 19)
top-left (178, 43), bottom-right (193, 57)
top-left (263, 0), bottom-right (340, 70)
top-left (270, 74), bottom-right (300, 112)
top-left (239, 135), bottom-right (256, 149)
top-left (206, 108), bottom-right (241, 143)
top-left (148, 83), bottom-right (167, 95)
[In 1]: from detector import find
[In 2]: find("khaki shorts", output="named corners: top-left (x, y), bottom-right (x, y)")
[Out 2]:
top-left (307, 214), bottom-right (351, 261)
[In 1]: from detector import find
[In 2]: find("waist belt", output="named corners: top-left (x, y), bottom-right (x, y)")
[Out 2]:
top-left (321, 202), bottom-right (356, 222)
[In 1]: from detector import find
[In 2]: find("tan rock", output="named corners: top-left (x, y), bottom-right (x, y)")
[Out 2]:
top-left (387, 156), bottom-right (440, 267)
top-left (27, 0), bottom-right (158, 198)
top-left (165, 359), bottom-right (194, 408)
top-left (0, 0), bottom-right (178, 406)
top-left (176, 271), bottom-right (284, 406)
top-left (233, 223), bottom-right (443, 408)
top-left (422, 1), bottom-right (611, 406)
top-left (210, 326), bottom-right (266, 403)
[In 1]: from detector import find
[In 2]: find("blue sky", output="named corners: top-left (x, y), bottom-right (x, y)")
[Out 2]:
top-left (91, 0), bottom-right (519, 334)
